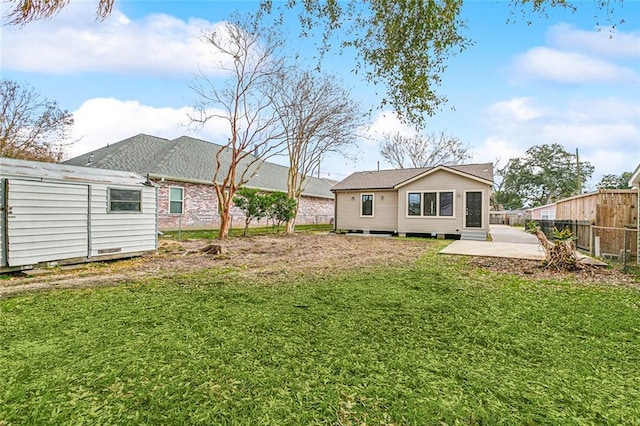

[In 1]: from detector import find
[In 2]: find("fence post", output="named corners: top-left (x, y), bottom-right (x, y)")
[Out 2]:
top-left (590, 224), bottom-right (594, 256)
top-left (623, 227), bottom-right (628, 273)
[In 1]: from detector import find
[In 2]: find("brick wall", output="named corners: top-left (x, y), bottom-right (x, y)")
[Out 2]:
top-left (157, 180), bottom-right (334, 230)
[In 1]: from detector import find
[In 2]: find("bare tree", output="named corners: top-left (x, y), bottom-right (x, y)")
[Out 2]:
top-left (0, 79), bottom-right (74, 162)
top-left (189, 21), bottom-right (286, 239)
top-left (269, 68), bottom-right (365, 233)
top-left (380, 131), bottom-right (471, 169)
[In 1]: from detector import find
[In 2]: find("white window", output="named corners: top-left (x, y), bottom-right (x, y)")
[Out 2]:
top-left (407, 191), bottom-right (454, 217)
top-left (361, 193), bottom-right (374, 216)
top-left (169, 187), bottom-right (184, 214)
top-left (108, 188), bottom-right (141, 212)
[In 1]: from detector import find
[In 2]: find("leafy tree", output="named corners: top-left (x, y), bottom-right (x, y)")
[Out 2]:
top-left (233, 188), bottom-right (269, 236)
top-left (497, 143), bottom-right (594, 208)
top-left (0, 79), bottom-right (74, 162)
top-left (5, 0), bottom-right (622, 126)
top-left (268, 67), bottom-right (364, 233)
top-left (596, 172), bottom-right (632, 190)
top-left (189, 20), bottom-right (286, 239)
top-left (265, 192), bottom-right (297, 232)
top-left (380, 131), bottom-right (471, 169)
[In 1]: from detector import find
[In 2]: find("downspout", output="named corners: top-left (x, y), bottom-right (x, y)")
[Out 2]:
top-left (333, 192), bottom-right (337, 233)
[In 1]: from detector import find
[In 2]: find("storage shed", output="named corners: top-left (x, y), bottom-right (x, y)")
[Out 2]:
top-left (1, 157), bottom-right (157, 272)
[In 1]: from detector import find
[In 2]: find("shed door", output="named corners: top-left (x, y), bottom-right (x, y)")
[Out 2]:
top-left (465, 191), bottom-right (483, 228)
top-left (6, 179), bottom-right (89, 267)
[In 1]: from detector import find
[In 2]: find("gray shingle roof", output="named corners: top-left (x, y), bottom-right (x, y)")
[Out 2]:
top-left (332, 163), bottom-right (494, 191)
top-left (64, 134), bottom-right (334, 199)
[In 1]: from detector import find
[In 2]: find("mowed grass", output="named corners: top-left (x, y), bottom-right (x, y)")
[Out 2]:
top-left (1, 243), bottom-right (639, 424)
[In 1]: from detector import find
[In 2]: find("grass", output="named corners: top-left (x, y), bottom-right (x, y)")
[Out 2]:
top-left (1, 244), bottom-right (639, 424)
top-left (162, 223), bottom-right (333, 240)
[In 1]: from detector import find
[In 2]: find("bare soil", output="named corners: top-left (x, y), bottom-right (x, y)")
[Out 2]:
top-left (0, 234), bottom-right (637, 298)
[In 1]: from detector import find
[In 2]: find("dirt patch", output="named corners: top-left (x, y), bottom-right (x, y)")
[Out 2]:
top-left (1, 234), bottom-right (637, 298)
top-left (0, 234), bottom-right (428, 298)
top-left (468, 256), bottom-right (639, 289)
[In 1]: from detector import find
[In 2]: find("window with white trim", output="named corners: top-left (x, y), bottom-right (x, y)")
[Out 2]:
top-left (361, 194), bottom-right (374, 216)
top-left (169, 187), bottom-right (184, 214)
top-left (407, 191), bottom-right (454, 217)
top-left (108, 188), bottom-right (142, 212)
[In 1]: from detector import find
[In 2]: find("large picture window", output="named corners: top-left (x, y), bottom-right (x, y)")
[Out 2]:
top-left (109, 188), bottom-right (141, 212)
top-left (361, 194), bottom-right (374, 216)
top-left (407, 191), bottom-right (454, 217)
top-left (169, 187), bottom-right (184, 214)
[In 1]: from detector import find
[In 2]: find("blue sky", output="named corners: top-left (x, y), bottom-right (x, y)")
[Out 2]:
top-left (2, 0), bottom-right (639, 186)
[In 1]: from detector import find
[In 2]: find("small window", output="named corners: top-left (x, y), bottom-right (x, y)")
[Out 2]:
top-left (361, 194), bottom-right (374, 216)
top-left (408, 193), bottom-right (421, 216)
top-left (424, 192), bottom-right (437, 216)
top-left (439, 192), bottom-right (453, 216)
top-left (169, 187), bottom-right (184, 214)
top-left (109, 188), bottom-right (141, 212)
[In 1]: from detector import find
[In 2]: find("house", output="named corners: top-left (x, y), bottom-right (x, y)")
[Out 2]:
top-left (331, 163), bottom-right (493, 240)
top-left (528, 203), bottom-right (556, 220)
top-left (65, 134), bottom-right (335, 230)
top-left (629, 164), bottom-right (640, 264)
top-left (0, 157), bottom-right (157, 272)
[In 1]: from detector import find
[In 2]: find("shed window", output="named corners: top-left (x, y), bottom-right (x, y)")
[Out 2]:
top-left (109, 188), bottom-right (141, 212)
top-left (361, 194), bottom-right (374, 216)
top-left (407, 191), bottom-right (454, 217)
top-left (169, 187), bottom-right (184, 214)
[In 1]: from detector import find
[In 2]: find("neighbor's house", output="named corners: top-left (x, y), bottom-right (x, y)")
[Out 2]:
top-left (332, 164), bottom-right (493, 240)
top-left (529, 202), bottom-right (556, 220)
top-left (0, 157), bottom-right (157, 272)
top-left (65, 134), bottom-right (335, 230)
top-left (629, 164), bottom-right (640, 264)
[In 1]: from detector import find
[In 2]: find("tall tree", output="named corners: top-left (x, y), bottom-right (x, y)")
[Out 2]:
top-left (0, 79), bottom-right (74, 162)
top-left (189, 21), bottom-right (286, 239)
top-left (380, 131), bottom-right (471, 169)
top-left (269, 68), bottom-right (365, 233)
top-left (5, 0), bottom-right (623, 126)
top-left (497, 143), bottom-right (594, 208)
top-left (596, 172), bottom-right (632, 190)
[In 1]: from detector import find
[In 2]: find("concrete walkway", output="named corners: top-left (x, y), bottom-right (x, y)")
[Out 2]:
top-left (440, 225), bottom-right (606, 264)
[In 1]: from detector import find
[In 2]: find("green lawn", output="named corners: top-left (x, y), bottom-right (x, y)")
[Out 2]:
top-left (1, 244), bottom-right (639, 424)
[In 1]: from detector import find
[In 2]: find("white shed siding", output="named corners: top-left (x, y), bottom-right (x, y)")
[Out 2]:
top-left (88, 185), bottom-right (157, 256)
top-left (335, 190), bottom-right (397, 232)
top-left (6, 179), bottom-right (89, 266)
top-left (0, 157), bottom-right (158, 270)
top-left (397, 170), bottom-right (490, 235)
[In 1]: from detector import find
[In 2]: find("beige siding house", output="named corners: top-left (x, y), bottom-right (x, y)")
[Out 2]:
top-left (332, 164), bottom-right (493, 240)
top-left (630, 164), bottom-right (640, 264)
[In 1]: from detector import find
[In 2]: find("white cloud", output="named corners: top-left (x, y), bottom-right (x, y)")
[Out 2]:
top-left (1, 3), bottom-right (228, 76)
top-left (483, 96), bottom-right (640, 185)
top-left (473, 137), bottom-right (526, 166)
top-left (486, 97), bottom-right (547, 122)
top-left (547, 23), bottom-right (640, 59)
top-left (364, 110), bottom-right (418, 142)
top-left (67, 98), bottom-right (228, 158)
top-left (513, 47), bottom-right (639, 84)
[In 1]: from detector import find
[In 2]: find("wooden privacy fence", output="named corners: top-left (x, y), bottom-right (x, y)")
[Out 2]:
top-left (526, 219), bottom-right (638, 262)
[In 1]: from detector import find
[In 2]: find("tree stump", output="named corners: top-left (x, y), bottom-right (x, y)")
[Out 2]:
top-left (200, 244), bottom-right (226, 255)
top-left (533, 228), bottom-right (579, 271)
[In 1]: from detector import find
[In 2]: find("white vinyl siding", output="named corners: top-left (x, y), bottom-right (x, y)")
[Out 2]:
top-left (5, 180), bottom-right (89, 267)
